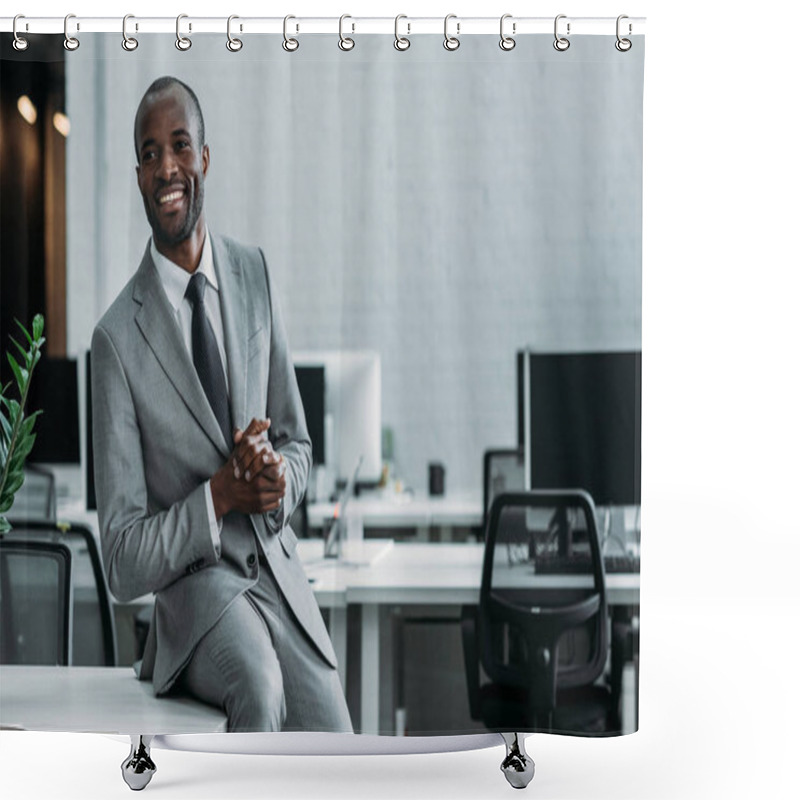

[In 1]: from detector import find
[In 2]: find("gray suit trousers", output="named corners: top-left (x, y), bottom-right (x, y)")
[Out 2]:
top-left (178, 558), bottom-right (352, 733)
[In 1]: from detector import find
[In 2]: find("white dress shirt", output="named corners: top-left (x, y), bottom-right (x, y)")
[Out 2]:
top-left (150, 230), bottom-right (226, 544)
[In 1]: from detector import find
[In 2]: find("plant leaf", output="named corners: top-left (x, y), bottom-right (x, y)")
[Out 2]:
top-left (7, 353), bottom-right (28, 394)
top-left (10, 432), bottom-right (36, 468)
top-left (5, 398), bottom-right (20, 421)
top-left (0, 516), bottom-right (11, 533)
top-left (0, 410), bottom-right (11, 444)
top-left (0, 493), bottom-right (15, 514)
top-left (4, 470), bottom-right (24, 497)
top-left (10, 337), bottom-right (31, 370)
top-left (20, 411), bottom-right (40, 439)
top-left (15, 318), bottom-right (33, 347)
top-left (32, 314), bottom-right (44, 341)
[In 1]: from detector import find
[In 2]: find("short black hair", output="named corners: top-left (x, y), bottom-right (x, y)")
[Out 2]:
top-left (134, 76), bottom-right (205, 162)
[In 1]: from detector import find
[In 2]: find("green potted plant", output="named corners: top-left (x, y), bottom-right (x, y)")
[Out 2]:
top-left (0, 314), bottom-right (45, 532)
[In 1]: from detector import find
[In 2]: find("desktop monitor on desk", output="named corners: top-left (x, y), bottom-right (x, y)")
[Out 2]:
top-left (294, 365), bottom-right (326, 467)
top-left (25, 357), bottom-right (83, 505)
top-left (28, 357), bottom-right (80, 466)
top-left (517, 350), bottom-right (642, 507)
top-left (293, 351), bottom-right (382, 486)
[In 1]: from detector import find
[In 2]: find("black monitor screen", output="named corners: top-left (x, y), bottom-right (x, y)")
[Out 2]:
top-left (28, 357), bottom-right (80, 465)
top-left (294, 365), bottom-right (325, 466)
top-left (518, 351), bottom-right (641, 506)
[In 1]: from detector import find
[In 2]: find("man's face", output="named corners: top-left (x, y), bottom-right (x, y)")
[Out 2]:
top-left (135, 87), bottom-right (209, 248)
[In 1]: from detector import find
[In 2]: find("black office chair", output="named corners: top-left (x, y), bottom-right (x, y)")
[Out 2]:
top-left (462, 490), bottom-right (622, 735)
top-left (1, 521), bottom-right (117, 666)
top-left (0, 539), bottom-right (73, 665)
top-left (482, 449), bottom-right (525, 540)
top-left (7, 465), bottom-right (57, 522)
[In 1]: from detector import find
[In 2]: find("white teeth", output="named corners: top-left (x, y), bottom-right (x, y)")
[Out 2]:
top-left (159, 190), bottom-right (184, 205)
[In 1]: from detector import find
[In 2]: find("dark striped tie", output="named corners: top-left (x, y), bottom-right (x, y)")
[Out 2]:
top-left (185, 272), bottom-right (232, 449)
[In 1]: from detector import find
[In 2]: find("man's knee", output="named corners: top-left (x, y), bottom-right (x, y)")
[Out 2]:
top-left (225, 670), bottom-right (286, 732)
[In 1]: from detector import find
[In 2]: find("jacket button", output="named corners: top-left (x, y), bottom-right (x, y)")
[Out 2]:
top-left (247, 553), bottom-right (257, 567)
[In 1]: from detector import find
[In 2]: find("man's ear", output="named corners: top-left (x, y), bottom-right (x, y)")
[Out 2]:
top-left (202, 144), bottom-right (210, 177)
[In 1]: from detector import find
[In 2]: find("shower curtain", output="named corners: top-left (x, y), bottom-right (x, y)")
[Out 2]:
top-left (1, 21), bottom-right (643, 741)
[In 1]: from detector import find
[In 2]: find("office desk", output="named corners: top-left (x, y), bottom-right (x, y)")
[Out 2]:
top-left (0, 666), bottom-right (227, 733)
top-left (52, 509), bottom-right (638, 736)
top-left (300, 541), bottom-right (640, 735)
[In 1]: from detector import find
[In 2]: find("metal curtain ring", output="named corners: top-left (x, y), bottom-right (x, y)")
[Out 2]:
top-left (339, 14), bottom-right (355, 51)
top-left (394, 14), bottom-right (410, 51)
top-left (282, 15), bottom-right (299, 52)
top-left (615, 15), bottom-right (632, 51)
top-left (499, 13), bottom-right (515, 51)
top-left (122, 14), bottom-right (139, 51)
top-left (12, 15), bottom-right (29, 51)
top-left (443, 14), bottom-right (460, 51)
top-left (226, 15), bottom-right (242, 52)
top-left (176, 14), bottom-right (192, 51)
top-left (553, 14), bottom-right (570, 51)
top-left (64, 14), bottom-right (80, 51)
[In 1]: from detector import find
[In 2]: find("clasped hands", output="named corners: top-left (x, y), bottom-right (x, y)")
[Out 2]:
top-left (210, 417), bottom-right (286, 519)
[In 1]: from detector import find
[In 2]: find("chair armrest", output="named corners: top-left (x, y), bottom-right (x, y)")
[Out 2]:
top-left (460, 606), bottom-right (482, 721)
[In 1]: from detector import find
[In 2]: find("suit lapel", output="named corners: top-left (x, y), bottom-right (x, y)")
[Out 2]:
top-left (212, 235), bottom-right (248, 433)
top-left (132, 248), bottom-right (229, 458)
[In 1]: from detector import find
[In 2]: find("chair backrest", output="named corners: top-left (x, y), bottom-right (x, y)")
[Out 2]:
top-left (0, 539), bottom-right (73, 665)
top-left (7, 465), bottom-right (57, 521)
top-left (479, 490), bottom-right (608, 712)
top-left (482, 449), bottom-right (525, 537)
top-left (0, 521), bottom-right (117, 666)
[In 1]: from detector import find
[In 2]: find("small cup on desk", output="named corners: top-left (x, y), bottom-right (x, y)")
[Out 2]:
top-left (428, 463), bottom-right (445, 496)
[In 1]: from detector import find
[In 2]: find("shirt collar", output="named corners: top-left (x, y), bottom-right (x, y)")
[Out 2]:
top-left (150, 228), bottom-right (218, 313)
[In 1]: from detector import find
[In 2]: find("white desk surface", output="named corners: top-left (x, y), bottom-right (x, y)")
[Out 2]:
top-left (52, 508), bottom-right (639, 607)
top-left (0, 666), bottom-right (227, 734)
top-left (301, 540), bottom-right (640, 607)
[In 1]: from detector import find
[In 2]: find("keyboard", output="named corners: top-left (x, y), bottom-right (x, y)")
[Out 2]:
top-left (534, 553), bottom-right (640, 575)
top-left (604, 554), bottom-right (640, 574)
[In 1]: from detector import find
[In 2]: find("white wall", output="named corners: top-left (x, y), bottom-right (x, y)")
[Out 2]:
top-left (66, 33), bottom-right (643, 494)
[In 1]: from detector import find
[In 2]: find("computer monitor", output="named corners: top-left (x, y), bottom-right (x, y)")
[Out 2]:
top-left (294, 365), bottom-right (325, 466)
top-left (293, 351), bottom-right (382, 485)
top-left (28, 357), bottom-right (80, 465)
top-left (518, 350), bottom-right (641, 506)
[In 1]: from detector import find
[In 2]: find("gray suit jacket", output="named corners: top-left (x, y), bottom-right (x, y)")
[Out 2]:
top-left (91, 233), bottom-right (334, 694)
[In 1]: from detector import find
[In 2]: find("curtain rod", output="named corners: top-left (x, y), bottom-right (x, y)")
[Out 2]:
top-left (1, 16), bottom-right (646, 37)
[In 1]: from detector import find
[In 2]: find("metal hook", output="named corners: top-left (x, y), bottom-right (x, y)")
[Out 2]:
top-left (226, 15), bottom-right (242, 52)
top-left (64, 14), bottom-right (80, 51)
top-left (394, 14), bottom-right (410, 51)
top-left (176, 14), bottom-right (192, 51)
top-left (12, 14), bottom-right (29, 52)
top-left (122, 14), bottom-right (138, 51)
top-left (339, 14), bottom-right (355, 51)
top-left (615, 15), bottom-right (632, 52)
top-left (282, 15), bottom-right (299, 52)
top-left (499, 14), bottom-right (515, 51)
top-left (443, 14), bottom-right (460, 51)
top-left (553, 14), bottom-right (570, 52)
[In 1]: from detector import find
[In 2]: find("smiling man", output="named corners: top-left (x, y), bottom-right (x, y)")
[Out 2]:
top-left (90, 76), bottom-right (351, 733)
